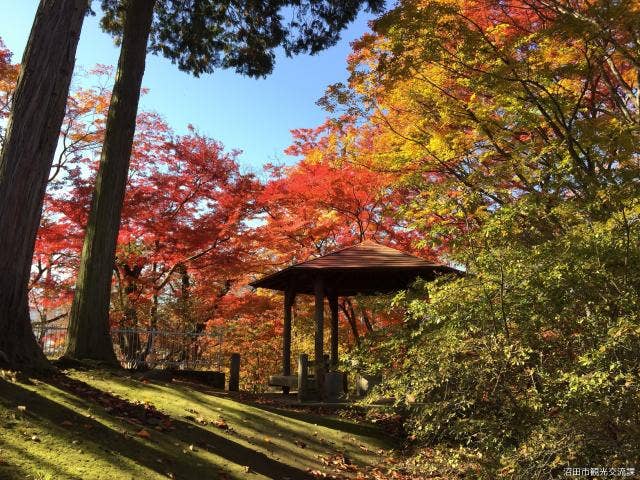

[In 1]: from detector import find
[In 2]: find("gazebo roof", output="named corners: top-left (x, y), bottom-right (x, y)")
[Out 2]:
top-left (250, 240), bottom-right (461, 296)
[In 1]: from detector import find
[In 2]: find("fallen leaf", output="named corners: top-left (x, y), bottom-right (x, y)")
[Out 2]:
top-left (212, 418), bottom-right (229, 430)
top-left (137, 429), bottom-right (151, 439)
top-left (307, 469), bottom-right (327, 478)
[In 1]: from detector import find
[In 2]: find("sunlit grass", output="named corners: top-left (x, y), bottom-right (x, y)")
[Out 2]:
top-left (0, 369), bottom-right (394, 479)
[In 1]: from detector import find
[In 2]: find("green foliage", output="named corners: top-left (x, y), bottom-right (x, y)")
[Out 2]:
top-left (99, 0), bottom-right (385, 77)
top-left (348, 211), bottom-right (640, 477)
top-left (322, 0), bottom-right (640, 475)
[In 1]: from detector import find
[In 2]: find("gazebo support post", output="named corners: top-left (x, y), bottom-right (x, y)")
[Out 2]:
top-left (314, 275), bottom-right (325, 398)
top-left (282, 286), bottom-right (295, 394)
top-left (328, 293), bottom-right (339, 371)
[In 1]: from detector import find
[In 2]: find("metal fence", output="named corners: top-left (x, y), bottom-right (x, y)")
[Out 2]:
top-left (32, 324), bottom-right (225, 371)
top-left (33, 325), bottom-right (68, 359)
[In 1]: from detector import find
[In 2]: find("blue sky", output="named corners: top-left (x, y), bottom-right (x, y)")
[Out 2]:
top-left (0, 2), bottom-right (377, 173)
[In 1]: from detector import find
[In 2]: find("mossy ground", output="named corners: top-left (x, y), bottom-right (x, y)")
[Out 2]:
top-left (0, 369), bottom-right (396, 480)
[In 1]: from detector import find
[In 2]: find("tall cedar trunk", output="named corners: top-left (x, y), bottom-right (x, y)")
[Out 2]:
top-left (65, 0), bottom-right (156, 362)
top-left (0, 0), bottom-right (87, 370)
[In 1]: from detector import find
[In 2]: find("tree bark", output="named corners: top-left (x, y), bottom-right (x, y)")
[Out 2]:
top-left (339, 299), bottom-right (360, 346)
top-left (65, 0), bottom-right (156, 362)
top-left (178, 263), bottom-right (191, 324)
top-left (0, 0), bottom-right (87, 371)
top-left (360, 303), bottom-right (374, 333)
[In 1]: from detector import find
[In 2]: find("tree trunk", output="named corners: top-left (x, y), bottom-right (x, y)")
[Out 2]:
top-left (339, 299), bottom-right (360, 346)
top-left (65, 0), bottom-right (156, 362)
top-left (359, 303), bottom-right (374, 332)
top-left (177, 263), bottom-right (191, 325)
top-left (0, 0), bottom-right (87, 371)
top-left (139, 288), bottom-right (159, 363)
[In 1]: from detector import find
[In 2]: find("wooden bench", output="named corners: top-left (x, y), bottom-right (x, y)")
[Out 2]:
top-left (268, 374), bottom-right (298, 389)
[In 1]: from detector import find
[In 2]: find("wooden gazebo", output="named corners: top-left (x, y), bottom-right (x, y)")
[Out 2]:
top-left (250, 240), bottom-right (460, 398)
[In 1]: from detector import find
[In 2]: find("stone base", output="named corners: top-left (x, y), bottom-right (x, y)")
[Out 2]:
top-left (324, 372), bottom-right (346, 401)
top-left (356, 374), bottom-right (382, 397)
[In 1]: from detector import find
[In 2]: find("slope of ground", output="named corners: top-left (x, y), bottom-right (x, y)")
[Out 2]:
top-left (0, 369), bottom-right (400, 480)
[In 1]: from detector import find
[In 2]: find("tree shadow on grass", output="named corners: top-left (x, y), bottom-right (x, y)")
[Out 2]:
top-left (167, 416), bottom-right (320, 478)
top-left (32, 375), bottom-right (315, 479)
top-left (168, 381), bottom-right (393, 446)
top-left (0, 378), bottom-right (173, 479)
top-left (0, 441), bottom-right (85, 480)
top-left (245, 402), bottom-right (393, 443)
top-left (108, 377), bottom-right (395, 469)
top-left (212, 400), bottom-right (396, 468)
top-left (84, 375), bottom-right (356, 465)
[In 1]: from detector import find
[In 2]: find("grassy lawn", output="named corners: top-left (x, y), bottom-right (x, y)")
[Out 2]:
top-left (0, 369), bottom-right (397, 480)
